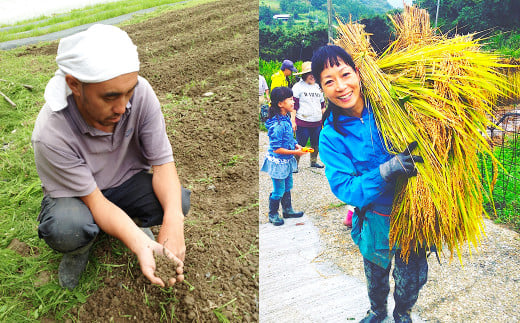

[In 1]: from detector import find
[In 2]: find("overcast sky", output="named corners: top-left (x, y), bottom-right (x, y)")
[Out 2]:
top-left (0, 0), bottom-right (120, 25)
top-left (387, 0), bottom-right (414, 8)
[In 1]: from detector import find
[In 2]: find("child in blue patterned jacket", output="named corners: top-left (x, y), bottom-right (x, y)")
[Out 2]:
top-left (261, 86), bottom-right (308, 226)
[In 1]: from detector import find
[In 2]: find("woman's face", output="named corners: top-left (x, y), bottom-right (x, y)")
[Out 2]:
top-left (278, 96), bottom-right (295, 115)
top-left (304, 73), bottom-right (315, 85)
top-left (319, 59), bottom-right (364, 117)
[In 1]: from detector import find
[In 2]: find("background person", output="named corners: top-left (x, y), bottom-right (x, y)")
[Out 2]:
top-left (312, 45), bottom-right (426, 323)
top-left (270, 59), bottom-right (297, 91)
top-left (292, 61), bottom-right (325, 171)
top-left (32, 24), bottom-right (190, 290)
top-left (259, 74), bottom-right (270, 107)
top-left (259, 74), bottom-right (270, 122)
top-left (260, 87), bottom-right (307, 226)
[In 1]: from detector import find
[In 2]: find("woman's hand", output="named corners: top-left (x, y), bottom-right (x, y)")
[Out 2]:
top-left (379, 141), bottom-right (424, 182)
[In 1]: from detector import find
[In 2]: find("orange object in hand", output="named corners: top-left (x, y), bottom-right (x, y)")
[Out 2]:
top-left (302, 147), bottom-right (314, 153)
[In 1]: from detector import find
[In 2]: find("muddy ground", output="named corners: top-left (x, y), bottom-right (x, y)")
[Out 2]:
top-left (25, 0), bottom-right (259, 321)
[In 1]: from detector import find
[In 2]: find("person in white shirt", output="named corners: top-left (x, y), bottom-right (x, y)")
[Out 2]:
top-left (291, 61), bottom-right (325, 171)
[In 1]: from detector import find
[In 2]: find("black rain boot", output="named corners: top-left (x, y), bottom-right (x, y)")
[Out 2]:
top-left (281, 191), bottom-right (304, 218)
top-left (393, 309), bottom-right (412, 323)
top-left (58, 240), bottom-right (93, 290)
top-left (359, 309), bottom-right (388, 323)
top-left (268, 194), bottom-right (284, 226)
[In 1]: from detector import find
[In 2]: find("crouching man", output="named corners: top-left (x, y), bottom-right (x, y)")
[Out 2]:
top-left (31, 24), bottom-right (190, 290)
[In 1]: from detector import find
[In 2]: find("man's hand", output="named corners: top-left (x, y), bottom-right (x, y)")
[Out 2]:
top-left (152, 162), bottom-right (186, 262)
top-left (136, 238), bottom-right (184, 287)
top-left (157, 213), bottom-right (186, 261)
top-left (80, 188), bottom-right (184, 286)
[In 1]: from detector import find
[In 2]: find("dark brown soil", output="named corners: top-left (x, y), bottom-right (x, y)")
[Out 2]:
top-left (28, 0), bottom-right (258, 321)
top-left (154, 252), bottom-right (179, 287)
top-left (7, 238), bottom-right (34, 257)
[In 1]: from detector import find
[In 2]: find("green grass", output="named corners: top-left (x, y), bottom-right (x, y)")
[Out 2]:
top-left (480, 138), bottom-right (520, 231)
top-left (0, 0), bottom-right (185, 42)
top-left (482, 30), bottom-right (520, 59)
top-left (0, 46), bottom-right (103, 320)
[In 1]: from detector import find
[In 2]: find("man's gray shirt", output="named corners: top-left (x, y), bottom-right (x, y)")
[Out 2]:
top-left (32, 76), bottom-right (174, 198)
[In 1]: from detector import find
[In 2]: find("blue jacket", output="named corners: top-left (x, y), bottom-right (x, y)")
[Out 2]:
top-left (265, 114), bottom-right (297, 159)
top-left (319, 102), bottom-right (397, 268)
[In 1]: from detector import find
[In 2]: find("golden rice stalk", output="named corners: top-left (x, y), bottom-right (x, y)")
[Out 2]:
top-left (333, 5), bottom-right (515, 263)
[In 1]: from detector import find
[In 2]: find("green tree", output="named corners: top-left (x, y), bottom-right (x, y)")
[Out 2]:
top-left (416, 0), bottom-right (520, 34)
top-left (310, 0), bottom-right (326, 9)
top-left (333, 0), bottom-right (373, 21)
top-left (260, 24), bottom-right (328, 62)
top-left (360, 14), bottom-right (394, 53)
top-left (260, 5), bottom-right (274, 25)
top-left (280, 0), bottom-right (290, 12)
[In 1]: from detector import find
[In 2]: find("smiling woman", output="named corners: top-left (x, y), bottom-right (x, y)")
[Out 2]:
top-left (315, 44), bottom-right (428, 322)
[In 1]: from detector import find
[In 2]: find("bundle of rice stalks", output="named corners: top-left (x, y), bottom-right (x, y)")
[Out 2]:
top-left (334, 5), bottom-right (515, 262)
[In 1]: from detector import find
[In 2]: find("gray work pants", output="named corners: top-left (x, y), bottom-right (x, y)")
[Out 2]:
top-left (37, 171), bottom-right (191, 253)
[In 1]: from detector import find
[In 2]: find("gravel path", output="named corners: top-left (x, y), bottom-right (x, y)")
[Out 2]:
top-left (259, 130), bottom-right (520, 322)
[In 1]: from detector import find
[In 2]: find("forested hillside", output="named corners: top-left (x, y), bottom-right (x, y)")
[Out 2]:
top-left (260, 0), bottom-right (520, 62)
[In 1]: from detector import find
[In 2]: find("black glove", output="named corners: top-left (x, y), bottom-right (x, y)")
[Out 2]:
top-left (379, 141), bottom-right (424, 182)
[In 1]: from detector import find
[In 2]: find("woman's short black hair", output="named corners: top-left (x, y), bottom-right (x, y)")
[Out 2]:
top-left (311, 45), bottom-right (356, 87)
top-left (301, 72), bottom-right (312, 82)
top-left (311, 45), bottom-right (360, 136)
top-left (268, 86), bottom-right (293, 119)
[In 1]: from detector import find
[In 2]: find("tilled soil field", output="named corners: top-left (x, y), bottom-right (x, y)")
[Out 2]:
top-left (27, 0), bottom-right (259, 321)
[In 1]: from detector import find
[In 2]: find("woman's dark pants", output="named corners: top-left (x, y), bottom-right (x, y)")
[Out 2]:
top-left (363, 249), bottom-right (428, 322)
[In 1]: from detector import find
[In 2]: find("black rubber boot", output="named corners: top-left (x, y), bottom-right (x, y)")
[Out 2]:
top-left (359, 309), bottom-right (387, 323)
top-left (393, 309), bottom-right (412, 323)
top-left (268, 194), bottom-right (284, 226)
top-left (281, 191), bottom-right (304, 218)
top-left (58, 241), bottom-right (93, 290)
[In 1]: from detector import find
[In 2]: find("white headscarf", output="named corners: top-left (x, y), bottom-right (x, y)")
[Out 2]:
top-left (44, 24), bottom-right (140, 112)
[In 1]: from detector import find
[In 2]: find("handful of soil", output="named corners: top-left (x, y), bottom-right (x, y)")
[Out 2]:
top-left (154, 251), bottom-right (179, 287)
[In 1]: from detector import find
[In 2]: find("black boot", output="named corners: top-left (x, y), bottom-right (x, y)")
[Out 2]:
top-left (58, 241), bottom-right (93, 290)
top-left (281, 191), bottom-right (304, 218)
top-left (268, 194), bottom-right (284, 226)
top-left (359, 309), bottom-right (387, 323)
top-left (362, 257), bottom-right (390, 322)
top-left (393, 309), bottom-right (412, 323)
